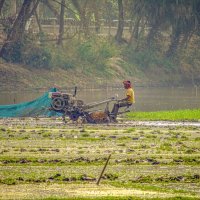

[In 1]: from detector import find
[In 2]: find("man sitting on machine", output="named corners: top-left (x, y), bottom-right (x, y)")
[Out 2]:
top-left (110, 80), bottom-right (135, 121)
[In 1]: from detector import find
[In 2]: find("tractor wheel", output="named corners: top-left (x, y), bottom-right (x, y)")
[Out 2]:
top-left (51, 97), bottom-right (66, 111)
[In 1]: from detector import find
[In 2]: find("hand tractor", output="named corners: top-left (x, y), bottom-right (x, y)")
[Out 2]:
top-left (49, 87), bottom-right (123, 123)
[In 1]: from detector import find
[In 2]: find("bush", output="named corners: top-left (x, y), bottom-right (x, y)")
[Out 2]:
top-left (22, 46), bottom-right (52, 69)
top-left (78, 40), bottom-right (96, 63)
top-left (99, 42), bottom-right (116, 59)
top-left (1, 36), bottom-right (118, 72)
top-left (1, 41), bottom-right (24, 63)
top-left (51, 48), bottom-right (75, 70)
top-left (0, 178), bottom-right (16, 185)
top-left (1, 34), bottom-right (52, 69)
top-left (123, 46), bottom-right (175, 71)
top-left (77, 37), bottom-right (118, 68)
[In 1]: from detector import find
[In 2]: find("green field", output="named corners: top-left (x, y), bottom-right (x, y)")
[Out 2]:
top-left (0, 118), bottom-right (200, 199)
top-left (127, 109), bottom-right (200, 121)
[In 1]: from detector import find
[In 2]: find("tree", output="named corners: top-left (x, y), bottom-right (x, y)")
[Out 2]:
top-left (127, 0), bottom-right (200, 56)
top-left (57, 0), bottom-right (65, 45)
top-left (42, 0), bottom-right (60, 19)
top-left (89, 0), bottom-right (101, 34)
top-left (0, 0), bottom-right (5, 16)
top-left (165, 0), bottom-right (199, 57)
top-left (71, 0), bottom-right (89, 36)
top-left (128, 0), bottom-right (144, 46)
top-left (35, 9), bottom-right (43, 33)
top-left (115, 0), bottom-right (125, 43)
top-left (0, 0), bottom-right (39, 62)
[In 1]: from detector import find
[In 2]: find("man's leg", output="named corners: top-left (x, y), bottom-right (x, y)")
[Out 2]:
top-left (111, 101), bottom-right (130, 119)
top-left (111, 103), bottom-right (119, 117)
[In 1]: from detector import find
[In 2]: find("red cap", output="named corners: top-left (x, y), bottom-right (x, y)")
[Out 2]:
top-left (123, 80), bottom-right (131, 88)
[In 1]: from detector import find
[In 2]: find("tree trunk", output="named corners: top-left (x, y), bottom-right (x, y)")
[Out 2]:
top-left (165, 24), bottom-right (181, 58)
top-left (42, 0), bottom-right (59, 19)
top-left (71, 0), bottom-right (89, 36)
top-left (0, 0), bottom-right (5, 16)
top-left (93, 2), bottom-right (100, 34)
top-left (180, 25), bottom-right (194, 49)
top-left (115, 0), bottom-right (124, 43)
top-left (80, 8), bottom-right (89, 36)
top-left (35, 10), bottom-right (42, 33)
top-left (0, 0), bottom-right (39, 62)
top-left (94, 9), bottom-right (100, 34)
top-left (8, 0), bottom-right (39, 41)
top-left (128, 17), bottom-right (141, 46)
top-left (16, 0), bottom-right (22, 13)
top-left (146, 20), bottom-right (161, 48)
top-left (105, 0), bottom-right (112, 37)
top-left (57, 0), bottom-right (65, 46)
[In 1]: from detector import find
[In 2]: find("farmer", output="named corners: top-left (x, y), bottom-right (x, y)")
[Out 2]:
top-left (111, 80), bottom-right (135, 121)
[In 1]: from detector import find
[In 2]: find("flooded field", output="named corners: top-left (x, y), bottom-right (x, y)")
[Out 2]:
top-left (0, 118), bottom-right (200, 199)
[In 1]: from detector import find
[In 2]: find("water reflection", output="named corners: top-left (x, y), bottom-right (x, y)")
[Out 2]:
top-left (0, 87), bottom-right (199, 112)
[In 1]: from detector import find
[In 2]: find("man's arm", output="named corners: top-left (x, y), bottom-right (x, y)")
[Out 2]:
top-left (118, 96), bottom-right (129, 102)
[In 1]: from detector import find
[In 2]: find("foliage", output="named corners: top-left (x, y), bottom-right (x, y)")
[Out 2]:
top-left (50, 47), bottom-right (75, 70)
top-left (123, 45), bottom-right (176, 71)
top-left (78, 40), bottom-right (96, 63)
top-left (77, 37), bottom-right (118, 69)
top-left (1, 41), bottom-right (24, 63)
top-left (22, 46), bottom-right (52, 69)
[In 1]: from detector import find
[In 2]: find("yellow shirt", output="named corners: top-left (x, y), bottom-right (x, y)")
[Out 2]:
top-left (126, 88), bottom-right (135, 104)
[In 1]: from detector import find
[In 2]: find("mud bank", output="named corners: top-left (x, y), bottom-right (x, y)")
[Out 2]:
top-left (0, 118), bottom-right (200, 128)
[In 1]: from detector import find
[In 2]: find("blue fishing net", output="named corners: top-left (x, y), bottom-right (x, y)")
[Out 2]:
top-left (0, 88), bottom-right (59, 118)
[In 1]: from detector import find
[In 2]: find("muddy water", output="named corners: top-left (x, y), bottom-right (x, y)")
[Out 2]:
top-left (0, 87), bottom-right (200, 112)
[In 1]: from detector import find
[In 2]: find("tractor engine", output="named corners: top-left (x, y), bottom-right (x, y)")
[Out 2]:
top-left (50, 91), bottom-right (85, 121)
top-left (50, 92), bottom-right (74, 111)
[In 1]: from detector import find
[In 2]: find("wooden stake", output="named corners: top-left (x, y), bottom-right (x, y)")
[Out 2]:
top-left (96, 154), bottom-right (111, 185)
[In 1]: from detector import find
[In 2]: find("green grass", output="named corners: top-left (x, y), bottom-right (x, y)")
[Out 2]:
top-left (127, 109), bottom-right (200, 121)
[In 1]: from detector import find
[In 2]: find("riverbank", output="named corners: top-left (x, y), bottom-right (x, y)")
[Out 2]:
top-left (0, 118), bottom-right (200, 199)
top-left (0, 58), bottom-right (196, 91)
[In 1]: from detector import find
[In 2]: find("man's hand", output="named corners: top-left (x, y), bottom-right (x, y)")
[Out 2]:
top-left (118, 97), bottom-right (129, 102)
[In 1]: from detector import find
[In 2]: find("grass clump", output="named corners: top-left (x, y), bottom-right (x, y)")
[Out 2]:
top-left (0, 178), bottom-right (16, 185)
top-left (127, 109), bottom-right (200, 121)
top-left (123, 128), bottom-right (136, 133)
